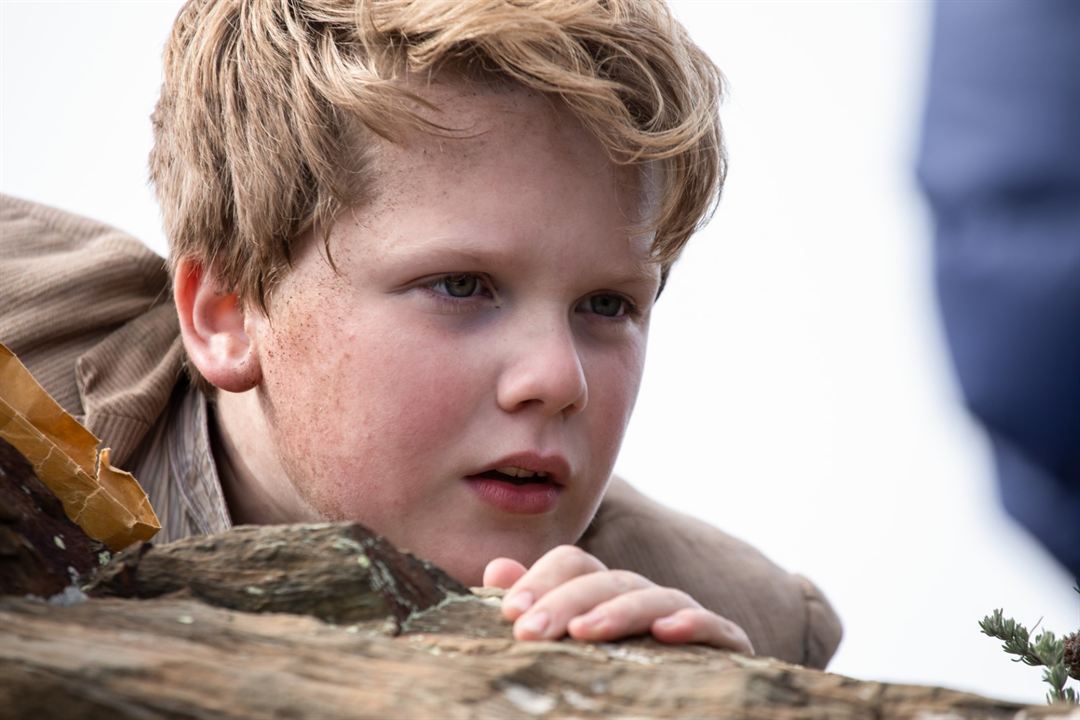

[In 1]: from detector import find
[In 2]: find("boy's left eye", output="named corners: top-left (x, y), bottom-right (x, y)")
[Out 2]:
top-left (580, 293), bottom-right (631, 318)
top-left (431, 273), bottom-right (487, 298)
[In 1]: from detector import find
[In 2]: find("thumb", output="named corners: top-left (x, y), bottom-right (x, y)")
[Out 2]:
top-left (482, 557), bottom-right (528, 589)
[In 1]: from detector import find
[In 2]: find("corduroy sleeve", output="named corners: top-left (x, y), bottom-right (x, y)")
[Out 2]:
top-left (0, 194), bottom-right (182, 466)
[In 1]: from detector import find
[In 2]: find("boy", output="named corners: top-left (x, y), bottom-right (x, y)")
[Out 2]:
top-left (0, 0), bottom-right (841, 665)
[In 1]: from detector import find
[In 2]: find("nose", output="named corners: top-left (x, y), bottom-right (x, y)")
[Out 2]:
top-left (496, 319), bottom-right (588, 417)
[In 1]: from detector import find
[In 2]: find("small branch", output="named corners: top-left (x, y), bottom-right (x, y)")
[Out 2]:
top-left (981, 609), bottom-right (1080, 704)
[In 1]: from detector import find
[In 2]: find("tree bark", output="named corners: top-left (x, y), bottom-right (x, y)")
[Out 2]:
top-left (85, 522), bottom-right (469, 626)
top-left (0, 587), bottom-right (1071, 720)
top-left (0, 438), bottom-right (107, 598)
top-left (2, 435), bottom-right (1074, 718)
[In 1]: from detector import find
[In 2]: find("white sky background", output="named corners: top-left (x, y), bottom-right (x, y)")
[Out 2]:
top-left (2, 0), bottom-right (1077, 705)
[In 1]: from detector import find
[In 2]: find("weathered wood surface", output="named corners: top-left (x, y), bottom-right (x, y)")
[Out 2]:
top-left (0, 586), bottom-right (1073, 720)
top-left (2, 438), bottom-right (1076, 719)
top-left (0, 437), bottom-right (107, 598)
top-left (85, 523), bottom-right (468, 625)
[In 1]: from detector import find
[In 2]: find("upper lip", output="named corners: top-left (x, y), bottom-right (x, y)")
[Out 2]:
top-left (467, 452), bottom-right (571, 486)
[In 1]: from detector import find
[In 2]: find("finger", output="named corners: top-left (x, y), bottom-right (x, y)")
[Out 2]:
top-left (563, 585), bottom-right (698, 642)
top-left (650, 607), bottom-right (755, 654)
top-left (512, 569), bottom-right (652, 641)
top-left (483, 557), bottom-right (527, 590)
top-left (502, 545), bottom-right (607, 621)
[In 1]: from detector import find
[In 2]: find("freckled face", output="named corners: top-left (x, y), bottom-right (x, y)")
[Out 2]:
top-left (248, 81), bottom-right (660, 585)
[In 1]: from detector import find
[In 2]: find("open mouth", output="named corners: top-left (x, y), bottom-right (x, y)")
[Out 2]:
top-left (471, 467), bottom-right (553, 486)
top-left (465, 458), bottom-right (566, 513)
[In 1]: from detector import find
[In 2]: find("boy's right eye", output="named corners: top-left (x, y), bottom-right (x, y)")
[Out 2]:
top-left (420, 273), bottom-right (495, 305)
top-left (435, 273), bottom-right (482, 298)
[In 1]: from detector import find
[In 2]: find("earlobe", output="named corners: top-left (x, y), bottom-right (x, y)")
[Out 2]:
top-left (173, 258), bottom-right (262, 393)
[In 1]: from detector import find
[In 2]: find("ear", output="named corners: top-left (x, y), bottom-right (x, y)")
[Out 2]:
top-left (173, 257), bottom-right (262, 392)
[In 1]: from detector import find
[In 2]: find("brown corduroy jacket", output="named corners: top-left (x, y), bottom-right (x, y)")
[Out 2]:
top-left (0, 193), bottom-right (842, 668)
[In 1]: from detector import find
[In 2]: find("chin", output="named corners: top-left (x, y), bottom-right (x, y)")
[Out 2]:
top-left (420, 535), bottom-right (552, 589)
top-left (432, 556), bottom-right (486, 588)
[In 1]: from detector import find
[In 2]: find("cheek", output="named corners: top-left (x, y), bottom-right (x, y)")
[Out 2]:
top-left (582, 340), bottom-right (648, 455)
top-left (258, 303), bottom-right (485, 482)
top-left (372, 345), bottom-right (484, 447)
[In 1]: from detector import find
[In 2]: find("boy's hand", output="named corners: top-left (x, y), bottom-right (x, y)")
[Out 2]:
top-left (482, 545), bottom-right (754, 654)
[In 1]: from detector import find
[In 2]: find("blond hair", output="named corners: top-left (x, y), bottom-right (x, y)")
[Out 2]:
top-left (151, 0), bottom-right (725, 309)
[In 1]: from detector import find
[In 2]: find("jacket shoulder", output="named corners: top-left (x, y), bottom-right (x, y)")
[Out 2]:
top-left (0, 194), bottom-right (172, 418)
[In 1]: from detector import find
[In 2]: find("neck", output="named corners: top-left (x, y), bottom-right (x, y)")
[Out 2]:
top-left (209, 387), bottom-right (320, 526)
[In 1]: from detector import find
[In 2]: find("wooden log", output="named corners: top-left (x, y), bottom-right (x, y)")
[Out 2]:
top-left (85, 522), bottom-right (469, 626)
top-left (0, 438), bottom-right (107, 598)
top-left (0, 591), bottom-right (1071, 720)
top-left (1, 438), bottom-right (1073, 718)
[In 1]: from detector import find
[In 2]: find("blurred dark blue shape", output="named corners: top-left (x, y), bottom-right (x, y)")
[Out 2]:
top-left (917, 0), bottom-right (1080, 580)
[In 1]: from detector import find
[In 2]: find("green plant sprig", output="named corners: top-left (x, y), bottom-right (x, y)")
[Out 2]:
top-left (980, 599), bottom-right (1079, 705)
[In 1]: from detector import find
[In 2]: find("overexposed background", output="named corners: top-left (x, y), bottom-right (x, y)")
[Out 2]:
top-left (2, 0), bottom-right (1076, 705)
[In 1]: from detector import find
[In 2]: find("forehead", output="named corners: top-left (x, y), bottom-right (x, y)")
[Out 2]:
top-left (368, 76), bottom-right (648, 221)
top-left (296, 74), bottom-right (661, 294)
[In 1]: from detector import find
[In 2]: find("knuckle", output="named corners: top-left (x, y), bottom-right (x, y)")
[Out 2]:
top-left (598, 604), bottom-right (628, 628)
top-left (609, 570), bottom-right (647, 593)
top-left (668, 589), bottom-right (698, 609)
top-left (682, 607), bottom-right (713, 628)
top-left (550, 544), bottom-right (601, 572)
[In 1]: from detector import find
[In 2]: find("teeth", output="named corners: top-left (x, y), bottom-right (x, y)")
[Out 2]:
top-left (494, 466), bottom-right (549, 479)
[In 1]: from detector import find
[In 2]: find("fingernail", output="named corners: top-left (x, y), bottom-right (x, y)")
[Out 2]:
top-left (504, 591), bottom-right (534, 615)
top-left (653, 616), bottom-right (679, 630)
top-left (517, 610), bottom-right (549, 638)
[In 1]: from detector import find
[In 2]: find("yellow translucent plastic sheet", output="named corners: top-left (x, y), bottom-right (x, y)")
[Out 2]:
top-left (0, 343), bottom-right (160, 551)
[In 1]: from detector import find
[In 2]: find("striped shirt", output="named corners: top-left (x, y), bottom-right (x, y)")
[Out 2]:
top-left (128, 381), bottom-right (232, 543)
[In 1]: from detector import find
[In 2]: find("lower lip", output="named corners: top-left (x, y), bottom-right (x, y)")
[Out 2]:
top-left (466, 477), bottom-right (562, 514)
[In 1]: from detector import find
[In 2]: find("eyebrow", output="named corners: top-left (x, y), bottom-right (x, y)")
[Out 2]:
top-left (600, 267), bottom-right (664, 291)
top-left (383, 238), bottom-right (660, 289)
top-left (379, 240), bottom-right (500, 269)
